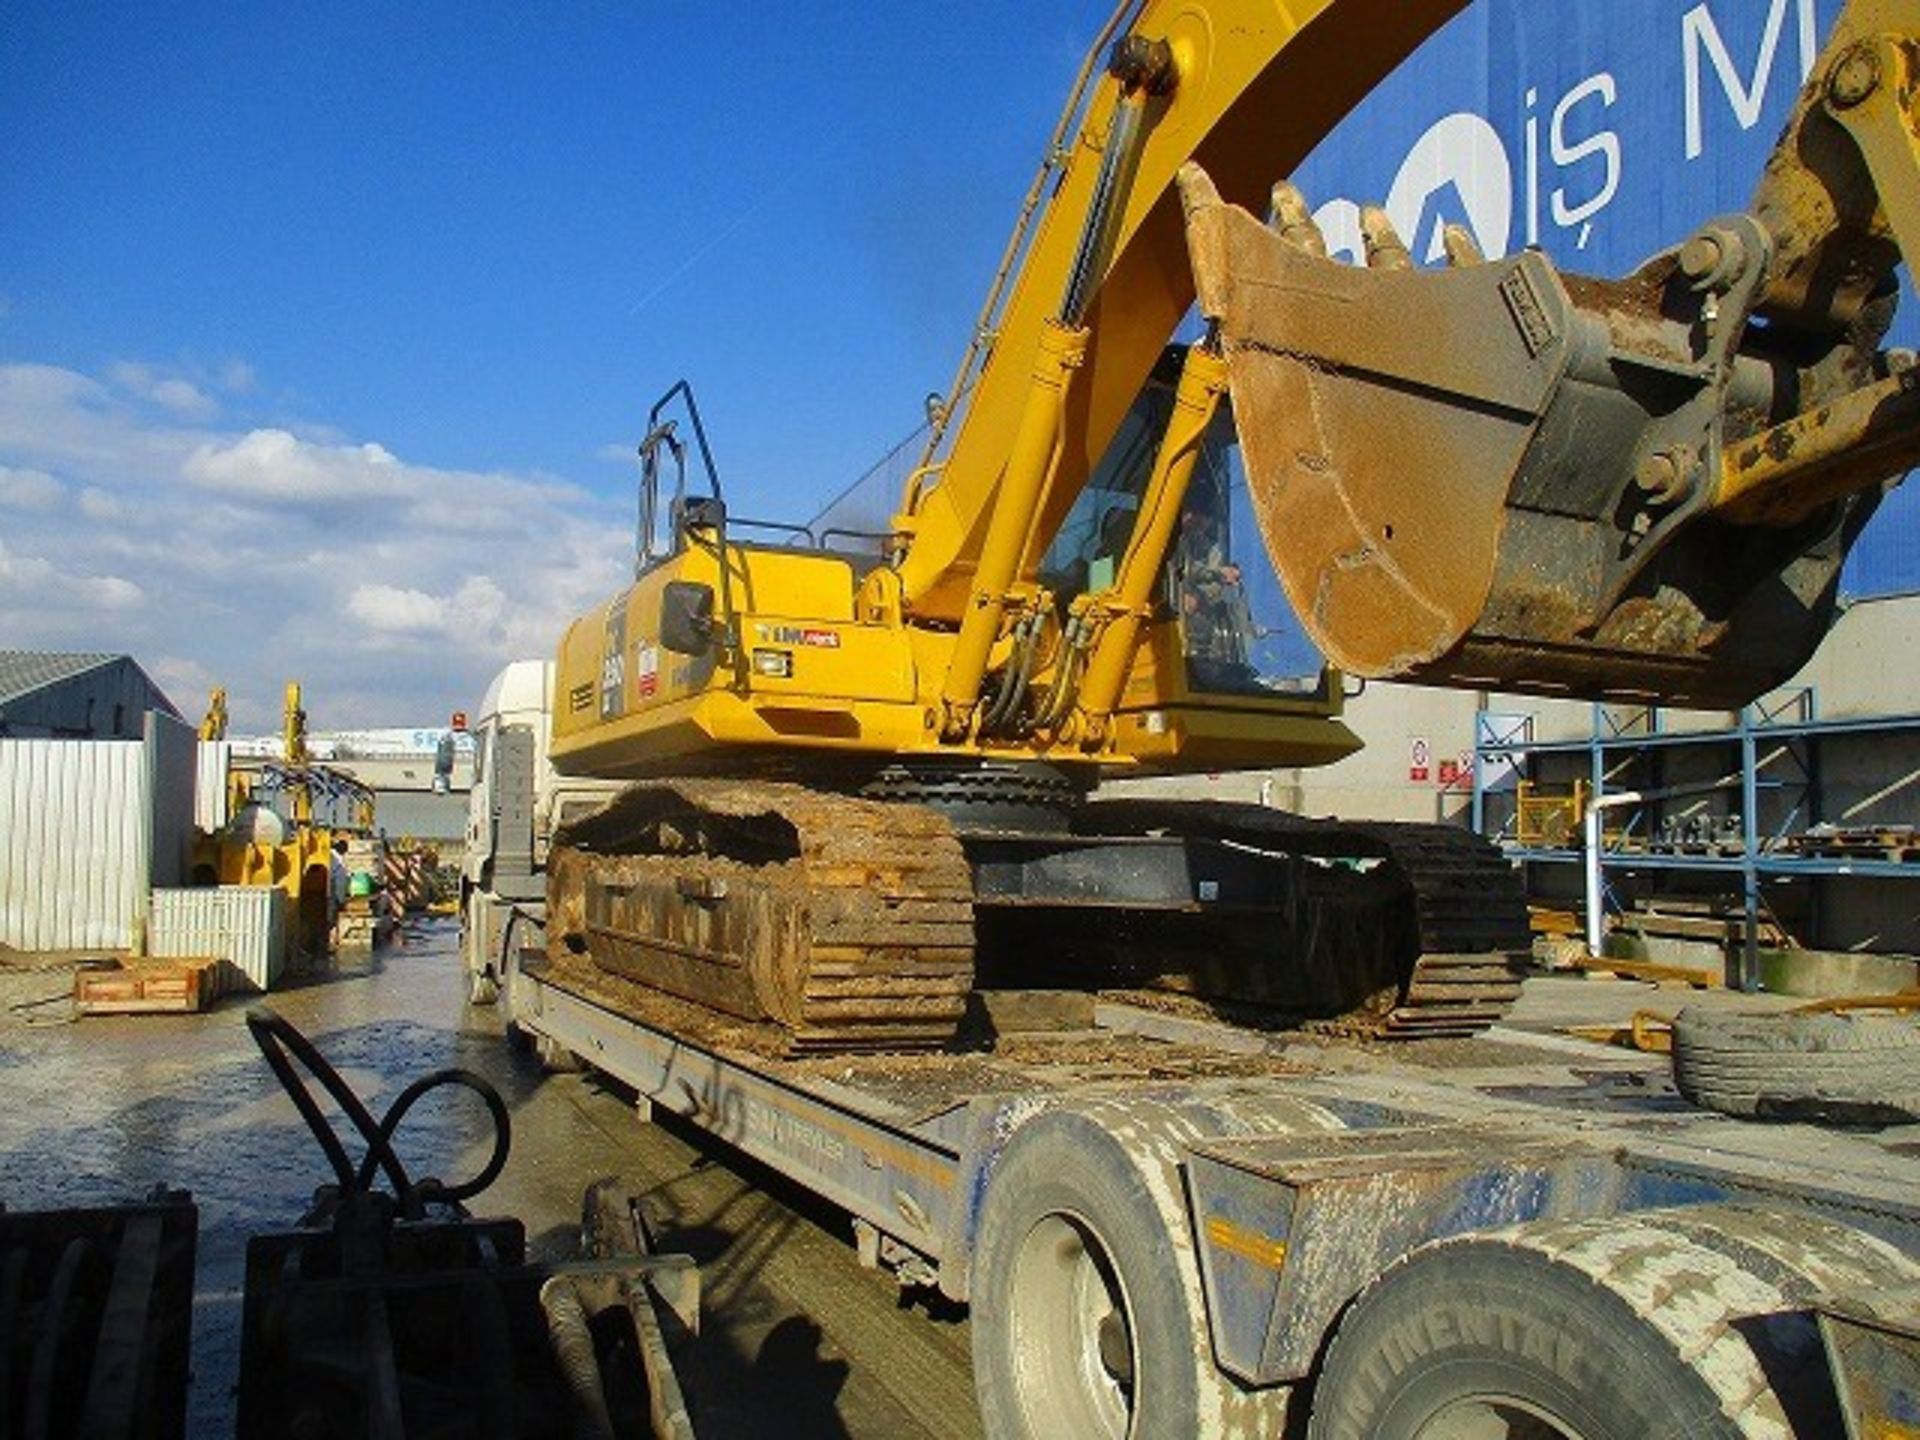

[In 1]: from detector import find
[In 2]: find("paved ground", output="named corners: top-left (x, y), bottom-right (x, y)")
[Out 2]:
top-left (0, 926), bottom-right (1824, 1437)
top-left (0, 920), bottom-right (979, 1438)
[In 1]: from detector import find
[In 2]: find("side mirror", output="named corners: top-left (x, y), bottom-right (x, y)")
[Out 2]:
top-left (659, 580), bottom-right (717, 656)
top-left (677, 494), bottom-right (726, 534)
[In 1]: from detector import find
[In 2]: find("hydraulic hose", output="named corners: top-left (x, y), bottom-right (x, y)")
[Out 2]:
top-left (247, 1007), bottom-right (512, 1219)
top-left (540, 1277), bottom-right (617, 1440)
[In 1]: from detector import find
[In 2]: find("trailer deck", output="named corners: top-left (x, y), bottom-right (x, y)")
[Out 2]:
top-left (513, 951), bottom-right (1920, 1294)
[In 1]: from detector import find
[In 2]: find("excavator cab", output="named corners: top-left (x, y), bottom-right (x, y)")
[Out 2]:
top-left (1040, 345), bottom-right (1326, 699)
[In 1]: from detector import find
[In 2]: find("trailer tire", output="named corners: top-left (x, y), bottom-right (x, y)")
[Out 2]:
top-left (460, 889), bottom-right (501, 1006)
top-left (1307, 1240), bottom-right (1741, 1440)
top-left (970, 1109), bottom-right (1274, 1440)
top-left (1672, 1007), bottom-right (1920, 1124)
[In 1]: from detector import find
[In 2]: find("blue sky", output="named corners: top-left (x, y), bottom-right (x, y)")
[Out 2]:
top-left (4, 0), bottom-right (1914, 731)
top-left (1, 2), bottom-right (1110, 727)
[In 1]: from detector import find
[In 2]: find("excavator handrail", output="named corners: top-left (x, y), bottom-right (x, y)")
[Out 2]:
top-left (644, 378), bottom-right (726, 506)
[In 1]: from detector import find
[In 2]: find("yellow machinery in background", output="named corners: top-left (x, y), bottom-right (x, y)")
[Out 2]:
top-left (534, 0), bottom-right (1920, 1055)
top-left (194, 682), bottom-right (376, 959)
top-left (1514, 781), bottom-right (1591, 852)
top-left (197, 686), bottom-right (227, 740)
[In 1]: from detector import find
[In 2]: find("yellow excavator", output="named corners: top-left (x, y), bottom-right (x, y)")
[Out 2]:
top-left (541, 0), bottom-right (1920, 1055)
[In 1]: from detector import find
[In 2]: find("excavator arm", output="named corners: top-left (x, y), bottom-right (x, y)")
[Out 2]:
top-left (900, 0), bottom-right (1919, 726)
top-left (891, 0), bottom-right (1468, 624)
top-left (1177, 0), bottom-right (1920, 707)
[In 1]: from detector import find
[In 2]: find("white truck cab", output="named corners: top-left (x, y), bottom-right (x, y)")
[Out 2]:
top-left (461, 659), bottom-right (620, 1001)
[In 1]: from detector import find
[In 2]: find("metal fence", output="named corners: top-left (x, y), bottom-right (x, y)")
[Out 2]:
top-left (0, 739), bottom-right (147, 951)
top-left (148, 886), bottom-right (286, 994)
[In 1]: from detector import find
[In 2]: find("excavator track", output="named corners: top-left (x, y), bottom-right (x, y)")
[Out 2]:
top-left (549, 780), bottom-right (975, 1055)
top-left (1334, 820), bottom-right (1533, 1039)
top-left (1076, 801), bottom-right (1531, 1039)
top-left (549, 781), bottom-right (1526, 1056)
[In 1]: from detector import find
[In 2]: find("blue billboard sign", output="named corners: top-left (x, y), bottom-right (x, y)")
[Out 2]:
top-left (1277, 0), bottom-right (1916, 600)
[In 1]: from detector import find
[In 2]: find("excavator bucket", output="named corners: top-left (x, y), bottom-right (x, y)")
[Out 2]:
top-left (1180, 3), bottom-right (1920, 708)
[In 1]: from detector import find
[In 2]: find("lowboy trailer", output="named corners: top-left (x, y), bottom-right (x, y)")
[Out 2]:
top-left (501, 943), bottom-right (1920, 1439)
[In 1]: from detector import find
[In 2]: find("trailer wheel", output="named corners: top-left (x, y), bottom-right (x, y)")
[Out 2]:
top-left (1308, 1240), bottom-right (1744, 1440)
top-left (971, 1110), bottom-right (1273, 1440)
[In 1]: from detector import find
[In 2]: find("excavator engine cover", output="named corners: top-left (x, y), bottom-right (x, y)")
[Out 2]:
top-left (1180, 88), bottom-right (1914, 711)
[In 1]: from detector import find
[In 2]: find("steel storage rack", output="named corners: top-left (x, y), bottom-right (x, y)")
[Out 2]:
top-left (1472, 689), bottom-right (1920, 987)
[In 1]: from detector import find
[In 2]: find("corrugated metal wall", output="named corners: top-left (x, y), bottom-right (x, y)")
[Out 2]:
top-left (195, 740), bottom-right (232, 834)
top-left (0, 740), bottom-right (146, 951)
top-left (146, 712), bottom-right (197, 888)
top-left (149, 886), bottom-right (285, 993)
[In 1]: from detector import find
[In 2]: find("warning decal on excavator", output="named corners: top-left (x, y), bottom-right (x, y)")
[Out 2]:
top-left (756, 624), bottom-right (840, 649)
top-left (1409, 737), bottom-right (1431, 782)
top-left (600, 596), bottom-right (629, 721)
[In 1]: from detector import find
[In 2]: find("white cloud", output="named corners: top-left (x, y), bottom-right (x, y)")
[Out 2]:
top-left (218, 359), bottom-right (256, 393)
top-left (0, 359), bottom-right (631, 730)
top-left (77, 486), bottom-right (123, 520)
top-left (347, 584), bottom-right (449, 634)
top-left (148, 654), bottom-right (218, 705)
top-left (184, 428), bottom-right (409, 503)
top-left (0, 537), bottom-right (53, 587)
top-left (0, 362), bottom-right (203, 474)
top-left (0, 536), bottom-right (141, 613)
top-left (0, 464), bottom-right (63, 511)
top-left (108, 360), bottom-right (218, 419)
top-left (88, 575), bottom-right (144, 609)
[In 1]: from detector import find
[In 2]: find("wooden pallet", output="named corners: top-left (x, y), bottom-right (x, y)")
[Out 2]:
top-left (1787, 826), bottom-right (1920, 863)
top-left (1528, 906), bottom-right (1581, 938)
top-left (74, 957), bottom-right (218, 1015)
top-left (1569, 955), bottom-right (1718, 988)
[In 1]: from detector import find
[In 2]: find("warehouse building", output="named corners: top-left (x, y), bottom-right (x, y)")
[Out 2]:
top-left (0, 650), bottom-right (181, 739)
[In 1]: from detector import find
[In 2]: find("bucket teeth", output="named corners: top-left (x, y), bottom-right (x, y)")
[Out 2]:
top-left (1359, 206), bottom-right (1412, 270)
top-left (1176, 160), bottom-right (1223, 217)
top-left (1442, 223), bottom-right (1484, 267)
top-left (1266, 181), bottom-right (1327, 257)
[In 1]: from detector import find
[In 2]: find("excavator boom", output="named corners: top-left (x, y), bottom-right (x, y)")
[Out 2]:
top-left (894, 0), bottom-right (1468, 623)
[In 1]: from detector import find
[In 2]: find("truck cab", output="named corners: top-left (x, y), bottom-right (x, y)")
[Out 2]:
top-left (461, 661), bottom-right (550, 1000)
top-left (461, 659), bottom-right (624, 1001)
